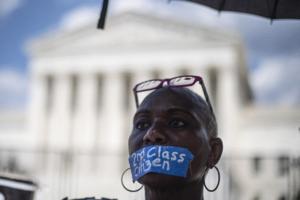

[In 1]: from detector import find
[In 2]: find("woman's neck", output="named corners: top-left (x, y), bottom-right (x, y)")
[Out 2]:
top-left (144, 180), bottom-right (204, 200)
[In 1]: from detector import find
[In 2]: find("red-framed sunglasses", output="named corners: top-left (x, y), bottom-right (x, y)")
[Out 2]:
top-left (133, 75), bottom-right (215, 117)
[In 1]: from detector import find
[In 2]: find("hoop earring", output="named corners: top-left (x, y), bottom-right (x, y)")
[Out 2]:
top-left (121, 168), bottom-right (143, 192)
top-left (204, 166), bottom-right (220, 192)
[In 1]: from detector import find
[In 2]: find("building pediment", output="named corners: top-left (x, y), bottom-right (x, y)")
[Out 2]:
top-left (28, 11), bottom-right (239, 57)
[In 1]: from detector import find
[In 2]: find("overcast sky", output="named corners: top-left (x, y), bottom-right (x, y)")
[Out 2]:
top-left (0, 0), bottom-right (299, 110)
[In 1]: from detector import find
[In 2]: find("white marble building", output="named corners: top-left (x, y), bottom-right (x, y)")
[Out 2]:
top-left (0, 11), bottom-right (299, 200)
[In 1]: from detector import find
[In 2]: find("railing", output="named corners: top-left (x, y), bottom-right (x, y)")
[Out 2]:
top-left (0, 149), bottom-right (299, 200)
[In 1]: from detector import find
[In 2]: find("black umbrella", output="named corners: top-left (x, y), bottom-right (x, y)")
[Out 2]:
top-left (174, 0), bottom-right (300, 20)
top-left (97, 0), bottom-right (300, 29)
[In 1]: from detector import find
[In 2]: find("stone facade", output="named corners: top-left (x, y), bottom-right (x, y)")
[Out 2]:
top-left (0, 11), bottom-right (299, 200)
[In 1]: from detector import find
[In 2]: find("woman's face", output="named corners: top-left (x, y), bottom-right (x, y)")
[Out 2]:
top-left (128, 88), bottom-right (212, 188)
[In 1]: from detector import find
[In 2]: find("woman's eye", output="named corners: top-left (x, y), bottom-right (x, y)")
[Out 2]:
top-left (169, 119), bottom-right (186, 128)
top-left (135, 121), bottom-right (151, 130)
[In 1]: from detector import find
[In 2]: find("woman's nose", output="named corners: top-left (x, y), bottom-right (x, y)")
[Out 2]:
top-left (143, 123), bottom-right (166, 145)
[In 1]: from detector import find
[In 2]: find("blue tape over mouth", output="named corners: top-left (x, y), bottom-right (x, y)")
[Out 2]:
top-left (128, 145), bottom-right (194, 182)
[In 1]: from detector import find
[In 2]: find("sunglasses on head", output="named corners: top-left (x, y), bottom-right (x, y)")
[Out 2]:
top-left (133, 75), bottom-right (215, 117)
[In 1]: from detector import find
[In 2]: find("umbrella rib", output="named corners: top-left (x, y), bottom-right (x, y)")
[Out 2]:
top-left (97, 0), bottom-right (109, 29)
top-left (219, 0), bottom-right (226, 12)
top-left (271, 0), bottom-right (279, 20)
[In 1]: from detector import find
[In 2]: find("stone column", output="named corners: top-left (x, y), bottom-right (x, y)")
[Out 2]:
top-left (72, 74), bottom-right (97, 152)
top-left (95, 72), bottom-right (126, 194)
top-left (47, 74), bottom-right (72, 151)
top-left (40, 74), bottom-right (73, 200)
top-left (29, 73), bottom-right (48, 150)
top-left (28, 73), bottom-right (50, 175)
top-left (187, 66), bottom-right (211, 104)
top-left (216, 67), bottom-right (240, 151)
top-left (97, 72), bottom-right (125, 153)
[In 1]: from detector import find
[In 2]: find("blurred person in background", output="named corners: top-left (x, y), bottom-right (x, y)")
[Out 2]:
top-left (0, 175), bottom-right (37, 200)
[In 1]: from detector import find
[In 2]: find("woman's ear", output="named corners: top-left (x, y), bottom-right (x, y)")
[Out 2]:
top-left (207, 137), bottom-right (223, 168)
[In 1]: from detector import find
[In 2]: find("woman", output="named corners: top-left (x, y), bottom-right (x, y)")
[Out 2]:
top-left (125, 75), bottom-right (223, 200)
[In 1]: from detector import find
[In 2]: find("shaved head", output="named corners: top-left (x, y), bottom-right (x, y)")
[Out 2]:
top-left (139, 87), bottom-right (218, 138)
